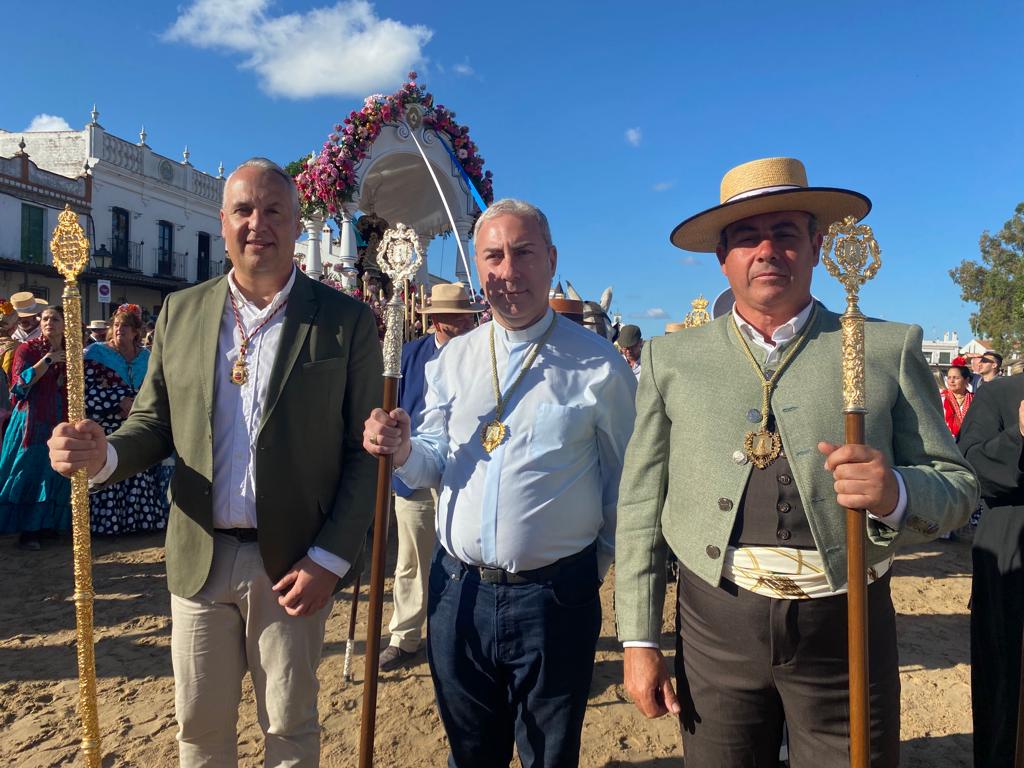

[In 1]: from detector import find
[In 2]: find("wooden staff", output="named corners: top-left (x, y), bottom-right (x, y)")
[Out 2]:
top-left (822, 216), bottom-right (882, 768)
top-left (343, 572), bottom-right (361, 684)
top-left (50, 205), bottom-right (102, 767)
top-left (358, 224), bottom-right (422, 768)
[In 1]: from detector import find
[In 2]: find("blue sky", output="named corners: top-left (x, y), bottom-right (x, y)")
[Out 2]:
top-left (4, 1), bottom-right (1022, 345)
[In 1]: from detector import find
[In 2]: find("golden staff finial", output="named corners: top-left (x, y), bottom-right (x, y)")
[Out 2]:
top-left (49, 205), bottom-right (102, 767)
top-left (821, 213), bottom-right (882, 768)
top-left (682, 293), bottom-right (711, 328)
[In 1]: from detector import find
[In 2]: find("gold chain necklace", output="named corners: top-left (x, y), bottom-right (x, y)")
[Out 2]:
top-left (729, 304), bottom-right (818, 468)
top-left (481, 313), bottom-right (558, 452)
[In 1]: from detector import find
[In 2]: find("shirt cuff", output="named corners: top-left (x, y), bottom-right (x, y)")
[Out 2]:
top-left (392, 442), bottom-right (429, 489)
top-left (623, 641), bottom-right (660, 649)
top-left (88, 443), bottom-right (119, 487)
top-left (307, 546), bottom-right (351, 580)
top-left (867, 469), bottom-right (908, 530)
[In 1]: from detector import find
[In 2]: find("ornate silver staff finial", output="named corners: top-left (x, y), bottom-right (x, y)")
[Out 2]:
top-left (377, 224), bottom-right (423, 377)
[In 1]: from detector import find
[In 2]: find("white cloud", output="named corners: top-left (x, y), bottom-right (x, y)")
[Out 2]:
top-left (624, 127), bottom-right (642, 147)
top-left (644, 307), bottom-right (669, 318)
top-left (653, 180), bottom-right (674, 192)
top-left (678, 255), bottom-right (700, 266)
top-left (164, 0), bottom-right (433, 99)
top-left (25, 114), bottom-right (72, 132)
top-left (453, 61), bottom-right (475, 77)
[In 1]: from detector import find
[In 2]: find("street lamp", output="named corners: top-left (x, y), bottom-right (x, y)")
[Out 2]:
top-left (92, 244), bottom-right (111, 270)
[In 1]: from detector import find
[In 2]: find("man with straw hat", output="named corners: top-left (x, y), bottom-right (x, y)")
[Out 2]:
top-left (380, 282), bottom-right (482, 672)
top-left (10, 291), bottom-right (48, 342)
top-left (615, 157), bottom-right (976, 765)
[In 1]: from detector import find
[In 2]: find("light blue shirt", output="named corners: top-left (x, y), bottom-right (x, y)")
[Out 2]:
top-left (395, 309), bottom-right (637, 578)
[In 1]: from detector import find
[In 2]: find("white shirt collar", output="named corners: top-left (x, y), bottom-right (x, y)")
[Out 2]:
top-left (732, 299), bottom-right (814, 350)
top-left (226, 266), bottom-right (296, 317)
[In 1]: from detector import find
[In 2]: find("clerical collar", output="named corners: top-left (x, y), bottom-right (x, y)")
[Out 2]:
top-left (733, 300), bottom-right (814, 349)
top-left (495, 308), bottom-right (556, 344)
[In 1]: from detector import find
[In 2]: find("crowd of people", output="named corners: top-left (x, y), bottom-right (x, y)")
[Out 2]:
top-left (0, 294), bottom-right (169, 550)
top-left (18, 153), bottom-right (1019, 768)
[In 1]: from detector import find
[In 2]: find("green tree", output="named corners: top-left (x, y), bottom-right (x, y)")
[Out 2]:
top-left (949, 202), bottom-right (1024, 350)
top-left (284, 154), bottom-right (312, 178)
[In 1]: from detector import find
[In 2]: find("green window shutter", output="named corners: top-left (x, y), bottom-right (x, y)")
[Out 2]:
top-left (20, 205), bottom-right (45, 264)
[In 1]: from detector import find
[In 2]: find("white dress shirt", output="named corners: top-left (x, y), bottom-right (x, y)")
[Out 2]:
top-left (93, 268), bottom-right (348, 578)
top-left (395, 309), bottom-right (637, 578)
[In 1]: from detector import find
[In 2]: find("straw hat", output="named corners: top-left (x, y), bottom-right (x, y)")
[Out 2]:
top-left (670, 157), bottom-right (871, 252)
top-left (10, 291), bottom-right (48, 317)
top-left (419, 282), bottom-right (485, 314)
top-left (87, 320), bottom-right (108, 331)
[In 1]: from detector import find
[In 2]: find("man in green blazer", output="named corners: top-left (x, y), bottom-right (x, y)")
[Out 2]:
top-left (50, 158), bottom-right (382, 767)
top-left (616, 157), bottom-right (977, 767)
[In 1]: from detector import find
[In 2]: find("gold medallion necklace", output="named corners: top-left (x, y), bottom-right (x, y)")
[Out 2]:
top-left (481, 313), bottom-right (558, 453)
top-left (730, 304), bottom-right (818, 469)
top-left (228, 291), bottom-right (288, 386)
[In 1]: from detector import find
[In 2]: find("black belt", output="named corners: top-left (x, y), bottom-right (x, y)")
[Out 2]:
top-left (214, 528), bottom-right (259, 543)
top-left (464, 542), bottom-right (596, 585)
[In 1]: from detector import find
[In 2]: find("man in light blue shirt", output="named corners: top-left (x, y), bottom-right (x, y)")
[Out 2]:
top-left (364, 199), bottom-right (636, 767)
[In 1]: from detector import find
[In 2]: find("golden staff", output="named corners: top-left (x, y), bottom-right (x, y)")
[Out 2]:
top-left (50, 204), bottom-right (102, 767)
top-left (359, 224), bottom-right (422, 768)
top-left (821, 214), bottom-right (882, 768)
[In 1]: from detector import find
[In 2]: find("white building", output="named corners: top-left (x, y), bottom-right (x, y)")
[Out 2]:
top-left (921, 330), bottom-right (961, 370)
top-left (0, 107), bottom-right (225, 321)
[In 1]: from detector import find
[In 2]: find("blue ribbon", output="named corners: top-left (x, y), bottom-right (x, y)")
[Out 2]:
top-left (432, 130), bottom-right (488, 213)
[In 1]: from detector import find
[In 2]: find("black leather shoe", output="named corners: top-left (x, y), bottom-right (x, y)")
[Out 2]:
top-left (379, 645), bottom-right (421, 672)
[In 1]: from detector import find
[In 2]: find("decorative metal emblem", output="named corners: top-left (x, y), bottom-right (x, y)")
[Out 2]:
top-left (51, 206), bottom-right (90, 281)
top-left (404, 103), bottom-right (423, 132)
top-left (378, 224), bottom-right (423, 378)
top-left (683, 294), bottom-right (711, 328)
top-left (821, 215), bottom-right (883, 414)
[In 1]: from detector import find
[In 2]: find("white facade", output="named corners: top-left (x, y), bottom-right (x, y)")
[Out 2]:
top-left (0, 108), bottom-right (226, 318)
top-left (921, 331), bottom-right (960, 368)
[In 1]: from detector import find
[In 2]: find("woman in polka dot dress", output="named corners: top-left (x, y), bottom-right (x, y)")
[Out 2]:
top-left (84, 305), bottom-right (169, 535)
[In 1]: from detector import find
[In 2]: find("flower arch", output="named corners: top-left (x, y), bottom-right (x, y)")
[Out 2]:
top-left (296, 72), bottom-right (494, 217)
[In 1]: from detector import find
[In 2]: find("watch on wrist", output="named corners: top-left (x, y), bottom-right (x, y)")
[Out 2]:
top-left (42, 355), bottom-right (52, 365)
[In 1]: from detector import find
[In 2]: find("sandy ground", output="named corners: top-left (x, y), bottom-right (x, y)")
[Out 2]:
top-left (0, 531), bottom-right (973, 767)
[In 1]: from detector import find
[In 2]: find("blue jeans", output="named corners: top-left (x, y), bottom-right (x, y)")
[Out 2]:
top-left (426, 546), bottom-right (602, 768)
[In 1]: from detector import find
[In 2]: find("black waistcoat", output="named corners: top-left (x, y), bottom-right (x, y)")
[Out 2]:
top-left (729, 449), bottom-right (815, 549)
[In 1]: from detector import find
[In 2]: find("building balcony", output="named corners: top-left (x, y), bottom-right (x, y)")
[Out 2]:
top-left (197, 258), bottom-right (223, 283)
top-left (155, 248), bottom-right (187, 280)
top-left (109, 238), bottom-right (142, 271)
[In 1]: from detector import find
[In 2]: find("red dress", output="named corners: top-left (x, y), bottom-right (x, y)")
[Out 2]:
top-left (940, 389), bottom-right (973, 437)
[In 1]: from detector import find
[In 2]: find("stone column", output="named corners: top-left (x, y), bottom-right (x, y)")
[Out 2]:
top-left (416, 234), bottom-right (432, 287)
top-left (304, 215), bottom-right (323, 280)
top-left (321, 222), bottom-right (333, 263)
top-left (338, 205), bottom-right (359, 289)
top-left (453, 219), bottom-right (473, 286)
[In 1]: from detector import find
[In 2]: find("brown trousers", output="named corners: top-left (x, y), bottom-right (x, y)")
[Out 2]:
top-left (674, 565), bottom-right (900, 768)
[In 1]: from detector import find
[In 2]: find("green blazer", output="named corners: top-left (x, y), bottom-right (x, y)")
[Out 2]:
top-left (106, 271), bottom-right (383, 598)
top-left (614, 304), bottom-right (978, 644)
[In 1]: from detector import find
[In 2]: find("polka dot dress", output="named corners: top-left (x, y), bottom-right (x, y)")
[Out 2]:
top-left (85, 362), bottom-right (169, 535)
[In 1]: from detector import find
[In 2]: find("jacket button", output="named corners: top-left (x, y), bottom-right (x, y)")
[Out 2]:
top-left (718, 497), bottom-right (733, 511)
top-left (706, 545), bottom-right (721, 559)
top-left (777, 502), bottom-right (791, 514)
top-left (778, 474), bottom-right (793, 485)
top-left (732, 450), bottom-right (748, 465)
top-left (777, 528), bottom-right (792, 541)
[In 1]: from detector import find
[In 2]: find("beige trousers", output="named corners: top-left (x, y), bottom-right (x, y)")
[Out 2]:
top-left (170, 533), bottom-right (330, 768)
top-left (387, 488), bottom-right (437, 652)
